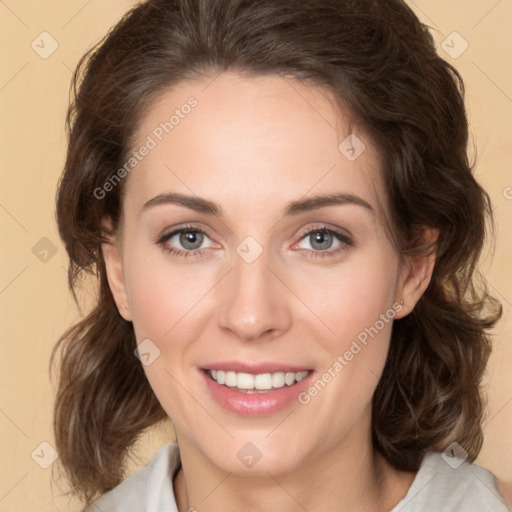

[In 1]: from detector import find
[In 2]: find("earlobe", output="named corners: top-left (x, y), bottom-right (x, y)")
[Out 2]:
top-left (394, 227), bottom-right (439, 320)
top-left (101, 217), bottom-right (132, 322)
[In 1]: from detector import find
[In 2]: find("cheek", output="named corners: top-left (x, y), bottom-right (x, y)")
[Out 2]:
top-left (124, 229), bottom-right (400, 355)
top-left (121, 229), bottom-right (400, 448)
top-left (293, 247), bottom-right (399, 413)
top-left (295, 246), bottom-right (400, 348)
top-left (122, 249), bottom-right (211, 422)
top-left (123, 241), bottom-right (213, 341)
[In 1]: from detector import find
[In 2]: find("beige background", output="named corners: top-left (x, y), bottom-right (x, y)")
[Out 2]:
top-left (0, 1), bottom-right (510, 510)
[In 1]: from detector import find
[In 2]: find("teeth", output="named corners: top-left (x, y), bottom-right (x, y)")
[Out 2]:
top-left (284, 372), bottom-right (295, 386)
top-left (237, 372), bottom-right (257, 390)
top-left (216, 370), bottom-right (225, 385)
top-left (295, 371), bottom-right (309, 382)
top-left (225, 371), bottom-right (237, 387)
top-left (209, 369), bottom-right (310, 390)
top-left (272, 372), bottom-right (285, 388)
top-left (255, 373), bottom-right (272, 390)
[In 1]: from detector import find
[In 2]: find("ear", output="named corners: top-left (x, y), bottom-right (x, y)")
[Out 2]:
top-left (101, 216), bottom-right (132, 322)
top-left (394, 227), bottom-right (439, 320)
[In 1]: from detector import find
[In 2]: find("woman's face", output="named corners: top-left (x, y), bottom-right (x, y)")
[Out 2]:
top-left (106, 72), bottom-right (416, 476)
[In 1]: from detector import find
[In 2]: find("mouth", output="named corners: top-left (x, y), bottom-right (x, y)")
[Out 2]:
top-left (201, 363), bottom-right (315, 416)
top-left (204, 368), bottom-right (311, 394)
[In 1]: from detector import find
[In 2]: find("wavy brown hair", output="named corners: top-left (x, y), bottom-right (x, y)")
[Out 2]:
top-left (51, 0), bottom-right (502, 506)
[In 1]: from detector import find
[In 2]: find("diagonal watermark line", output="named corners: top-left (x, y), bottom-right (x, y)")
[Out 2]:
top-left (199, 470), bottom-right (232, 503)
top-left (61, 60), bottom-right (74, 74)
top-left (61, 0), bottom-right (92, 29)
top-left (279, 73), bottom-right (336, 131)
top-left (164, 267), bottom-right (233, 337)
top-left (86, 503), bottom-right (105, 512)
top-left (483, 396), bottom-right (512, 428)
top-left (266, 163), bottom-right (337, 234)
top-left (0, 203), bottom-right (29, 233)
top-left (472, 61), bottom-right (512, 104)
top-left (265, 409), bottom-right (295, 438)
top-left (265, 265), bottom-right (336, 336)
top-left (0, 1), bottom-right (29, 28)
top-left (470, 466), bottom-right (509, 505)
top-left (368, 367), bottom-right (379, 379)
top-left (164, 368), bottom-right (233, 438)
top-left (0, 265), bottom-right (28, 296)
top-left (472, 0), bottom-right (503, 30)
top-left (0, 472), bottom-right (29, 503)
top-left (163, 163), bottom-right (195, 193)
top-left (0, 408), bottom-right (29, 438)
top-left (163, 163), bottom-right (233, 235)
top-left (60, 265), bottom-right (97, 302)
top-left (0, 62), bottom-right (29, 92)
top-left (407, 1), bottom-right (439, 29)
top-left (393, 473), bottom-right (438, 511)
top-left (266, 472), bottom-right (308, 512)
top-left (201, 69), bottom-right (223, 93)
top-left (298, 164), bottom-right (337, 200)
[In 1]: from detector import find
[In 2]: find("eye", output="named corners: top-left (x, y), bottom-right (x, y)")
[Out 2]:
top-left (156, 225), bottom-right (216, 258)
top-left (155, 224), bottom-right (353, 260)
top-left (293, 226), bottom-right (353, 258)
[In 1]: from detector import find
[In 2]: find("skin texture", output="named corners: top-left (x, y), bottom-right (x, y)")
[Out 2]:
top-left (102, 72), bottom-right (437, 512)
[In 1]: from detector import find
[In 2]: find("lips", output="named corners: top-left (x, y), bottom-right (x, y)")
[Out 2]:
top-left (207, 369), bottom-right (310, 392)
top-left (200, 362), bottom-right (315, 416)
top-left (203, 361), bottom-right (312, 374)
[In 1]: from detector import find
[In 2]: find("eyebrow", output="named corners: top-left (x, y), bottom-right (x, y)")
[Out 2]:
top-left (139, 191), bottom-right (374, 217)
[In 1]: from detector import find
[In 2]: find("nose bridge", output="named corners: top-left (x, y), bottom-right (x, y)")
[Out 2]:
top-left (216, 245), bottom-right (291, 341)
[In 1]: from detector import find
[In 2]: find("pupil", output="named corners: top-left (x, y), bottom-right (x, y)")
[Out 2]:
top-left (311, 230), bottom-right (332, 250)
top-left (180, 231), bottom-right (202, 250)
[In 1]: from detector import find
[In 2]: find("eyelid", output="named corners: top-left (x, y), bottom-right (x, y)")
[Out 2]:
top-left (155, 223), bottom-right (220, 254)
top-left (293, 223), bottom-right (353, 246)
top-left (157, 222), bottom-right (215, 241)
top-left (156, 222), bottom-right (353, 259)
top-left (295, 222), bottom-right (351, 239)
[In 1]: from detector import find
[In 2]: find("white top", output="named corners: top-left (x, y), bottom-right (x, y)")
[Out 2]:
top-left (86, 443), bottom-right (510, 511)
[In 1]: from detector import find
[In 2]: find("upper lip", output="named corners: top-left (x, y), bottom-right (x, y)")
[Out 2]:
top-left (202, 361), bottom-right (312, 374)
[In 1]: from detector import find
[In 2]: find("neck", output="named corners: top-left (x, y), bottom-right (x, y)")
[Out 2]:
top-left (173, 420), bottom-right (415, 512)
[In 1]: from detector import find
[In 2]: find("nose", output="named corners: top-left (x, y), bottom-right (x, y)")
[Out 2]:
top-left (216, 249), bottom-right (292, 342)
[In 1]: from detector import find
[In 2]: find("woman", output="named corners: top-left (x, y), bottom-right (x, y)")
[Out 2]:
top-left (51, 0), bottom-right (509, 510)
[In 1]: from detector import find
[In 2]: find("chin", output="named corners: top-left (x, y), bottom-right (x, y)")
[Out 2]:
top-left (198, 434), bottom-right (312, 477)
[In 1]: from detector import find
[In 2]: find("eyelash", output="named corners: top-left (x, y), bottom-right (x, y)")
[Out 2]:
top-left (156, 224), bottom-right (211, 259)
top-left (155, 223), bottom-right (353, 260)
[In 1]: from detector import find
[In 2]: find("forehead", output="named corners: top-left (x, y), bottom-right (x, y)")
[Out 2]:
top-left (124, 72), bottom-right (384, 219)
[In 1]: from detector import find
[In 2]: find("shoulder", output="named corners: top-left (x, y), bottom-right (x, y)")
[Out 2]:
top-left (84, 443), bottom-right (180, 512)
top-left (391, 451), bottom-right (510, 511)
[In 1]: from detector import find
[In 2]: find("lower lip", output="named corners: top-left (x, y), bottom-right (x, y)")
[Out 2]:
top-left (201, 370), bottom-right (314, 416)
